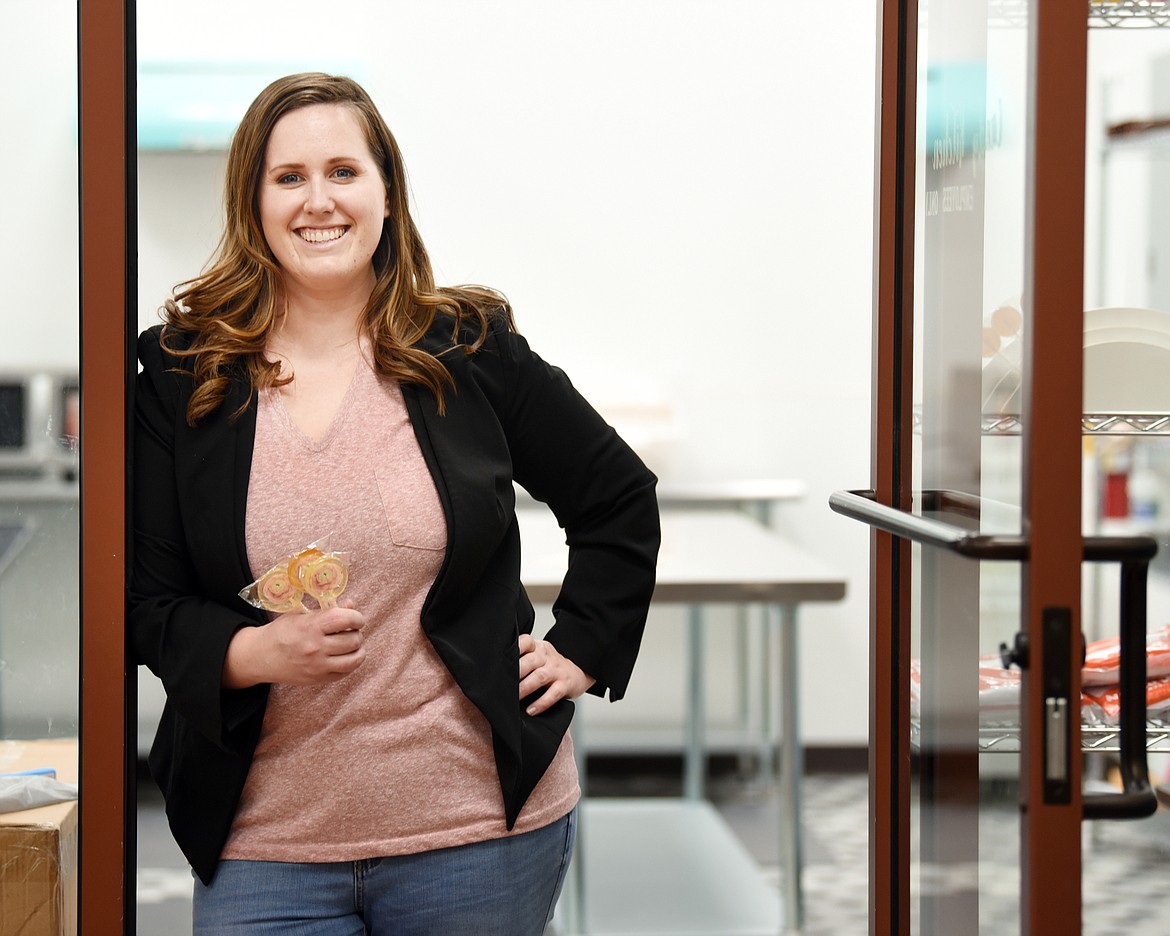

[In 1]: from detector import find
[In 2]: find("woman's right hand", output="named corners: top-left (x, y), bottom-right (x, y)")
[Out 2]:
top-left (222, 602), bottom-right (366, 688)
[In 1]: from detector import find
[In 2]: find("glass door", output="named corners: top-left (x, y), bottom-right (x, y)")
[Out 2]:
top-left (0, 1), bottom-right (84, 932)
top-left (837, 0), bottom-right (1163, 933)
top-left (912, 0), bottom-right (1028, 932)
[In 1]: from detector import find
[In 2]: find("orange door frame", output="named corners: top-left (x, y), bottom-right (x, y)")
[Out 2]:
top-left (78, 0), bottom-right (132, 931)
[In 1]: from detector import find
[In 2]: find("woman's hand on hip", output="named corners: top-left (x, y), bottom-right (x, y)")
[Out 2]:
top-left (223, 602), bottom-right (366, 688)
top-left (518, 633), bottom-right (595, 715)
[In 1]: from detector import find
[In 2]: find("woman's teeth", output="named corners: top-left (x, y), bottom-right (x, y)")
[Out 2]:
top-left (298, 227), bottom-right (346, 243)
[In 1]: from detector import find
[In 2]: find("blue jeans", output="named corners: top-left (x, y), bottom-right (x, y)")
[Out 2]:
top-left (192, 809), bottom-right (576, 935)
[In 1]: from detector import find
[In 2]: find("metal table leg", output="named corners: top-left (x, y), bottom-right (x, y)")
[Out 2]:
top-left (752, 499), bottom-right (777, 791)
top-left (737, 604), bottom-right (755, 777)
top-left (776, 602), bottom-right (804, 932)
top-left (758, 608), bottom-right (776, 788)
top-left (685, 604), bottom-right (706, 800)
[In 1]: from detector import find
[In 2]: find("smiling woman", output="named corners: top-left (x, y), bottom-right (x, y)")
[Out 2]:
top-left (128, 72), bottom-right (660, 935)
top-left (156, 76), bottom-right (464, 424)
top-left (256, 103), bottom-right (392, 440)
top-left (258, 105), bottom-right (390, 307)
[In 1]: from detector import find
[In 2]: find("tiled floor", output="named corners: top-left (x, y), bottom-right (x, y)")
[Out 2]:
top-left (136, 763), bottom-right (1170, 935)
top-left (716, 769), bottom-right (1170, 936)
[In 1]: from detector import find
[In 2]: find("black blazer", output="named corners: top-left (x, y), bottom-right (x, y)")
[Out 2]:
top-left (129, 315), bottom-right (660, 885)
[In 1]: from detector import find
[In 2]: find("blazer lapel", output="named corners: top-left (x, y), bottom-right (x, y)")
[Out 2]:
top-left (177, 379), bottom-right (259, 606)
top-left (401, 375), bottom-right (515, 622)
top-left (401, 373), bottom-right (524, 775)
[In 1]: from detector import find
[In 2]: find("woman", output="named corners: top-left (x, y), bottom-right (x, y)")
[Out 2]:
top-left (130, 72), bottom-right (660, 935)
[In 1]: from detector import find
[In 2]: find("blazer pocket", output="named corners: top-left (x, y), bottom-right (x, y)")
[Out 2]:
top-left (374, 465), bottom-right (447, 551)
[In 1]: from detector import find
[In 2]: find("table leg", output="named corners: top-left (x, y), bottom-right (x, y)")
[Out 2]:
top-left (777, 603), bottom-right (804, 933)
top-left (737, 605), bottom-right (754, 778)
top-left (758, 609), bottom-right (775, 787)
top-left (751, 499), bottom-right (777, 790)
top-left (685, 604), bottom-right (706, 800)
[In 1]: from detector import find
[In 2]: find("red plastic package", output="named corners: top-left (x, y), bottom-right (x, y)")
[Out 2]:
top-left (1082, 675), bottom-right (1170, 725)
top-left (1081, 623), bottom-right (1170, 687)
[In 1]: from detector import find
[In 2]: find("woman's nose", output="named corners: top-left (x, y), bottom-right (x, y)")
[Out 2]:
top-left (304, 177), bottom-right (334, 213)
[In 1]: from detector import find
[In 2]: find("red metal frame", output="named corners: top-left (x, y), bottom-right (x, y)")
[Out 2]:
top-left (1019, 0), bottom-right (1089, 932)
top-left (79, 0), bottom-right (130, 931)
top-left (870, 0), bottom-right (916, 931)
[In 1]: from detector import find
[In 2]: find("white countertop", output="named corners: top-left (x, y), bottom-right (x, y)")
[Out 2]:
top-left (518, 506), bottom-right (846, 605)
top-left (517, 477), bottom-right (806, 508)
top-left (651, 477), bottom-right (806, 504)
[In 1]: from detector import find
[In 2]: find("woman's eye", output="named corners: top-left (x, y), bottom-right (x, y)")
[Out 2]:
top-left (276, 173), bottom-right (301, 185)
top-left (333, 167), bottom-right (356, 179)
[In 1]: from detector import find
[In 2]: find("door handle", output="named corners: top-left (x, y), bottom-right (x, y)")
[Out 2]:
top-left (1041, 607), bottom-right (1073, 805)
top-left (830, 488), bottom-right (1158, 820)
top-left (1082, 559), bottom-right (1157, 820)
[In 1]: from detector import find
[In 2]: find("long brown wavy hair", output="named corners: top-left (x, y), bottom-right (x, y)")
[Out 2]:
top-left (160, 72), bottom-right (513, 425)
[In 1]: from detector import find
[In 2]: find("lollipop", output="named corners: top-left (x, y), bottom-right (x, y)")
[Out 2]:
top-left (298, 553), bottom-right (350, 609)
top-left (238, 540), bottom-right (351, 613)
top-left (256, 566), bottom-right (305, 613)
top-left (287, 547), bottom-right (326, 592)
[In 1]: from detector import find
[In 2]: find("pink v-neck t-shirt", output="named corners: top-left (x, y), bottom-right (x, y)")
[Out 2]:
top-left (221, 356), bottom-right (579, 862)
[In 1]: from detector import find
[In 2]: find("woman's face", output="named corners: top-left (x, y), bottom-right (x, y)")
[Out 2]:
top-left (258, 103), bottom-right (390, 303)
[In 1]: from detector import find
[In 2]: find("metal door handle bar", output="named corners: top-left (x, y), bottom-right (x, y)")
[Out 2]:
top-left (829, 488), bottom-right (1157, 820)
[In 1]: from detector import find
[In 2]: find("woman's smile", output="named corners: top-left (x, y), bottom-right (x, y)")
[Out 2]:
top-left (297, 226), bottom-right (349, 244)
top-left (259, 103), bottom-right (390, 299)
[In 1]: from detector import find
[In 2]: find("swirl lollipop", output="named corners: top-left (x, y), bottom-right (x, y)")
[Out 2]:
top-left (298, 553), bottom-right (349, 609)
top-left (256, 565), bottom-right (306, 613)
top-left (287, 547), bottom-right (326, 588)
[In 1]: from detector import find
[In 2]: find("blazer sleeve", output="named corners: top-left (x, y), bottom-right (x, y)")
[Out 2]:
top-left (491, 327), bottom-right (661, 701)
top-left (128, 327), bottom-right (267, 751)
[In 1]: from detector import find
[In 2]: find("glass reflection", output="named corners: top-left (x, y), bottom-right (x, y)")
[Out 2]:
top-left (0, 1), bottom-right (79, 742)
top-left (1083, 27), bottom-right (1170, 936)
top-left (911, 0), bottom-right (1028, 932)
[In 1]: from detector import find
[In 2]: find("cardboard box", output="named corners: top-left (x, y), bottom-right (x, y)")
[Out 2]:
top-left (0, 740), bottom-right (78, 936)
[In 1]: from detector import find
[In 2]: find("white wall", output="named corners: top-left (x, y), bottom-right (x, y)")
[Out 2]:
top-left (136, 0), bottom-right (878, 745)
top-left (1087, 28), bottom-right (1170, 311)
top-left (0, 0), bottom-right (78, 370)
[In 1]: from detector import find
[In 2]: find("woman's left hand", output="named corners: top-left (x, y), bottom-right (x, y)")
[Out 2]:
top-left (518, 634), bottom-right (596, 716)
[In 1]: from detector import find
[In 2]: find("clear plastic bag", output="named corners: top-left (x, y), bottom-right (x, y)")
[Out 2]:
top-left (239, 537), bottom-right (351, 612)
top-left (0, 775), bottom-right (78, 814)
